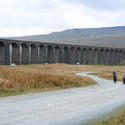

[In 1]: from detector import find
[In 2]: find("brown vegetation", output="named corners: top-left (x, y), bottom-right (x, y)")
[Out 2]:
top-left (0, 64), bottom-right (97, 96)
top-left (20, 64), bottom-right (125, 82)
top-left (1, 63), bottom-right (124, 96)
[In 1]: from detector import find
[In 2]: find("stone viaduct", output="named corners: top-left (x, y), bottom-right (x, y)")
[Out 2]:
top-left (0, 38), bottom-right (125, 65)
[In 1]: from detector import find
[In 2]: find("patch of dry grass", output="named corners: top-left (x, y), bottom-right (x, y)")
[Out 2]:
top-left (18, 64), bottom-right (125, 82)
top-left (0, 65), bottom-right (97, 96)
top-left (1, 63), bottom-right (124, 96)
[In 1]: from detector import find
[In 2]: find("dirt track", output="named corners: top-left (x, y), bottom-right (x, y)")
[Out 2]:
top-left (0, 73), bottom-right (125, 125)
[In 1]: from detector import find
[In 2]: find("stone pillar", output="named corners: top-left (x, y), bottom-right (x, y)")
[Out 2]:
top-left (4, 43), bottom-right (10, 65)
top-left (94, 49), bottom-right (98, 64)
top-left (9, 44), bottom-right (12, 64)
top-left (64, 47), bottom-right (70, 64)
top-left (113, 50), bottom-right (117, 64)
top-left (115, 50), bottom-right (119, 64)
top-left (29, 45), bottom-right (31, 64)
top-left (69, 47), bottom-right (72, 64)
top-left (99, 49), bottom-right (104, 64)
top-left (61, 47), bottom-right (64, 63)
top-left (53, 46), bottom-right (56, 63)
top-left (111, 50), bottom-right (115, 65)
top-left (83, 48), bottom-right (88, 64)
top-left (92, 49), bottom-right (95, 64)
top-left (19, 44), bottom-right (22, 64)
top-left (63, 47), bottom-right (70, 64)
top-left (58, 46), bottom-right (62, 63)
top-left (45, 46), bottom-right (48, 63)
top-left (104, 49), bottom-right (109, 65)
top-left (119, 50), bottom-right (122, 64)
top-left (120, 50), bottom-right (125, 64)
top-left (98, 49), bottom-right (101, 64)
top-left (108, 50), bottom-right (112, 65)
top-left (38, 46), bottom-right (40, 63)
top-left (75, 47), bottom-right (81, 64)
top-left (103, 49), bottom-right (107, 65)
top-left (79, 48), bottom-right (82, 64)
top-left (110, 50), bottom-right (113, 65)
top-left (55, 46), bottom-right (61, 63)
top-left (70, 47), bottom-right (76, 64)
top-left (80, 49), bottom-right (83, 64)
top-left (116, 50), bottom-right (119, 64)
top-left (88, 48), bottom-right (94, 64)
top-left (82, 48), bottom-right (85, 64)
top-left (122, 51), bottom-right (125, 63)
top-left (67, 47), bottom-right (70, 64)
top-left (39, 45), bottom-right (46, 64)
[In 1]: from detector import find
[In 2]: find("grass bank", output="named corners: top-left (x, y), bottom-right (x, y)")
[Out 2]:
top-left (0, 64), bottom-right (97, 97)
top-left (83, 106), bottom-right (125, 125)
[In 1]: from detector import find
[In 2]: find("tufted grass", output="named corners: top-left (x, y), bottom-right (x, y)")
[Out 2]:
top-left (1, 63), bottom-right (124, 97)
top-left (0, 64), bottom-right (97, 96)
top-left (19, 64), bottom-right (125, 82)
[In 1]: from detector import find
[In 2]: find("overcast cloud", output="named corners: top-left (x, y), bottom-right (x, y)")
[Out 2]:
top-left (0, 0), bottom-right (125, 37)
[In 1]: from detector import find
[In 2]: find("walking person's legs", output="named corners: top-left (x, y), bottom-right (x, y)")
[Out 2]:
top-left (114, 76), bottom-right (116, 83)
top-left (113, 71), bottom-right (117, 83)
top-left (123, 78), bottom-right (125, 84)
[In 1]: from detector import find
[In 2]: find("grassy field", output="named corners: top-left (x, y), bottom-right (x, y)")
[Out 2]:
top-left (0, 64), bottom-right (98, 97)
top-left (0, 64), bottom-right (125, 97)
top-left (83, 106), bottom-right (125, 125)
top-left (22, 64), bottom-right (125, 82)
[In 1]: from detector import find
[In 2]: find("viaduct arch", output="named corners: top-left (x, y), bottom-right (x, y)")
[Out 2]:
top-left (0, 41), bottom-right (5, 64)
top-left (21, 43), bottom-right (29, 64)
top-left (0, 38), bottom-right (125, 65)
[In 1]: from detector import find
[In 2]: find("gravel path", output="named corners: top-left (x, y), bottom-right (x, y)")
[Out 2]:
top-left (0, 72), bottom-right (125, 125)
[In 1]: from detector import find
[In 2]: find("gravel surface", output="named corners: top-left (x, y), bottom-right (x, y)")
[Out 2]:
top-left (0, 72), bottom-right (125, 125)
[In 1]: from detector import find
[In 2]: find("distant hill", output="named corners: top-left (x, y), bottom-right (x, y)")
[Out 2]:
top-left (3, 26), bottom-right (125, 48)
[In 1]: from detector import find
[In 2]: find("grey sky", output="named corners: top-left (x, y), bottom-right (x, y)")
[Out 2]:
top-left (0, 0), bottom-right (125, 37)
top-left (67, 0), bottom-right (125, 11)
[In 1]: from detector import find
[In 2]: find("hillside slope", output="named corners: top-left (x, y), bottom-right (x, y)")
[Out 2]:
top-left (3, 26), bottom-right (125, 48)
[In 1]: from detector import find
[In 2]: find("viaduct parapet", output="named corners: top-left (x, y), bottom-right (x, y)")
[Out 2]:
top-left (0, 39), bottom-right (125, 65)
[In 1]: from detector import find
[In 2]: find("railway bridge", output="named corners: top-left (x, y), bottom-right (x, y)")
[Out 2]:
top-left (0, 38), bottom-right (125, 65)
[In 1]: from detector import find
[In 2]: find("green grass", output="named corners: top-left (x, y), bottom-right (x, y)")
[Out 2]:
top-left (0, 87), bottom-right (68, 97)
top-left (0, 88), bottom-right (58, 97)
top-left (82, 106), bottom-right (125, 125)
top-left (0, 90), bottom-right (25, 97)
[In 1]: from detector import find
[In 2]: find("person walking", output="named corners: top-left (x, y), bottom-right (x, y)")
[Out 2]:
top-left (113, 71), bottom-right (117, 83)
top-left (123, 73), bottom-right (125, 84)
